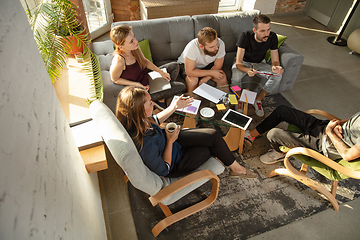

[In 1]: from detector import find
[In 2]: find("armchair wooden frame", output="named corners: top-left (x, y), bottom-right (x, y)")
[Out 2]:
top-left (124, 170), bottom-right (220, 237)
top-left (268, 109), bottom-right (360, 211)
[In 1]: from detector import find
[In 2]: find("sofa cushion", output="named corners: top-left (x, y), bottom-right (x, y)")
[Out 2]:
top-left (265, 34), bottom-right (287, 63)
top-left (139, 38), bottom-right (153, 63)
top-left (112, 15), bottom-right (195, 65)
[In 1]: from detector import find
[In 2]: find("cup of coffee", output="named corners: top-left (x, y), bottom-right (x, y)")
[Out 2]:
top-left (166, 122), bottom-right (177, 133)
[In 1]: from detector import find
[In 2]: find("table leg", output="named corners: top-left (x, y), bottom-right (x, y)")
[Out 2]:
top-left (223, 127), bottom-right (241, 152)
top-left (238, 102), bottom-right (248, 154)
top-left (182, 113), bottom-right (196, 129)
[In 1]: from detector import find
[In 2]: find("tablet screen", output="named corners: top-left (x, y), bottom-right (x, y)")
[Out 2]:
top-left (221, 109), bottom-right (252, 130)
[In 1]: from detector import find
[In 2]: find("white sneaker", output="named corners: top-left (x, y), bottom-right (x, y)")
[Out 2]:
top-left (254, 100), bottom-right (264, 117)
top-left (260, 149), bottom-right (284, 165)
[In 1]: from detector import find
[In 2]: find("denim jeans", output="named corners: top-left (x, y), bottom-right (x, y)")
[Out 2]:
top-left (231, 61), bottom-right (282, 94)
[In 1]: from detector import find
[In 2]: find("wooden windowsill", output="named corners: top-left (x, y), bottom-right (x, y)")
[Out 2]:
top-left (54, 57), bottom-right (107, 173)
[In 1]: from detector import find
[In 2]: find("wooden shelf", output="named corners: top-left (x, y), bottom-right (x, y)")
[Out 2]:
top-left (80, 144), bottom-right (107, 173)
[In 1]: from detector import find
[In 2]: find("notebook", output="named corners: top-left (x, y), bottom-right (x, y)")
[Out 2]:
top-left (148, 68), bottom-right (171, 94)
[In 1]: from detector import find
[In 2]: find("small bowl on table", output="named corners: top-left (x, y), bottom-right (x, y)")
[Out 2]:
top-left (200, 107), bottom-right (215, 121)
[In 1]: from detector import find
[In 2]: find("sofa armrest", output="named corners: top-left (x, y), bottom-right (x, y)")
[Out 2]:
top-left (278, 43), bottom-right (304, 69)
top-left (273, 43), bottom-right (304, 93)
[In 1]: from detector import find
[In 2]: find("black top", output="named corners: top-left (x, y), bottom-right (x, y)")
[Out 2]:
top-left (236, 30), bottom-right (278, 63)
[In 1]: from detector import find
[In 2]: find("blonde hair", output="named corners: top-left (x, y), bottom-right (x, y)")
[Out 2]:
top-left (110, 25), bottom-right (147, 69)
top-left (116, 86), bottom-right (155, 150)
top-left (197, 27), bottom-right (218, 46)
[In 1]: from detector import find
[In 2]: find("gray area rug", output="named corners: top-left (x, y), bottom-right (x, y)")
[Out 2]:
top-left (128, 93), bottom-right (360, 239)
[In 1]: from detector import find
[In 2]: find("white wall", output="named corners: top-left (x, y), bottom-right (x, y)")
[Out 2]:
top-left (0, 1), bottom-right (107, 239)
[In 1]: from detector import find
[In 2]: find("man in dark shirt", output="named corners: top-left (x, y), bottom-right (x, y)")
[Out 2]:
top-left (231, 14), bottom-right (284, 117)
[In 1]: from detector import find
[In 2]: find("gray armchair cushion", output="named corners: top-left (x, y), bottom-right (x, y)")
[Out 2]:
top-left (90, 100), bottom-right (225, 206)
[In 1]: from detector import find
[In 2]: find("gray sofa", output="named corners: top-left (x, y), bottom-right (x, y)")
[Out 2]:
top-left (93, 10), bottom-right (304, 112)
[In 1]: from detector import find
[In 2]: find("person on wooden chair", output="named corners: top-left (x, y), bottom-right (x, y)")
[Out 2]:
top-left (177, 27), bottom-right (228, 92)
top-left (116, 86), bottom-right (258, 179)
top-left (231, 14), bottom-right (284, 117)
top-left (244, 105), bottom-right (360, 165)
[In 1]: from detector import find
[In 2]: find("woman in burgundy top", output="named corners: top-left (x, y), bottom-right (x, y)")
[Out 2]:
top-left (110, 25), bottom-right (178, 92)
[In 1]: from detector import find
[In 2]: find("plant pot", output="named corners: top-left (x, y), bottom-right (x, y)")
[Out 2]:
top-left (63, 35), bottom-right (84, 55)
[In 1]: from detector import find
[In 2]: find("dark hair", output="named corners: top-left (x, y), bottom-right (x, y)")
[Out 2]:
top-left (197, 27), bottom-right (217, 46)
top-left (253, 14), bottom-right (271, 29)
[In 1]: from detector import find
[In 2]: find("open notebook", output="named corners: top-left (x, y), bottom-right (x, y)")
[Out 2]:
top-left (148, 68), bottom-right (171, 94)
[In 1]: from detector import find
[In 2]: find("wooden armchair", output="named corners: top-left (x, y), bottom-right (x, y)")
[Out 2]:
top-left (268, 109), bottom-right (360, 211)
top-left (90, 100), bottom-right (225, 236)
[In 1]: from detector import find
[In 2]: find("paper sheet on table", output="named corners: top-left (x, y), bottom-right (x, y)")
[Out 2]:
top-left (170, 96), bottom-right (201, 115)
top-left (239, 89), bottom-right (257, 104)
top-left (193, 83), bottom-right (227, 104)
top-left (148, 68), bottom-right (171, 94)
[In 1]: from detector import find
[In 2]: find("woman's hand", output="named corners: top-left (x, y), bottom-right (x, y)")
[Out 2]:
top-left (137, 82), bottom-right (149, 91)
top-left (173, 94), bottom-right (193, 109)
top-left (160, 71), bottom-right (171, 81)
top-left (156, 95), bottom-right (193, 124)
top-left (165, 125), bottom-right (180, 144)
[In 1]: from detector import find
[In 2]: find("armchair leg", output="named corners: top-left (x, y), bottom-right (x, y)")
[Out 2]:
top-left (123, 174), bottom-right (129, 183)
top-left (159, 203), bottom-right (172, 217)
top-left (300, 163), bottom-right (308, 174)
top-left (268, 158), bottom-right (339, 211)
top-left (331, 181), bottom-right (338, 198)
top-left (151, 177), bottom-right (220, 237)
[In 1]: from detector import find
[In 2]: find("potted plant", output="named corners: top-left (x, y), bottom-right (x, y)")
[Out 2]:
top-left (25, 0), bottom-right (102, 102)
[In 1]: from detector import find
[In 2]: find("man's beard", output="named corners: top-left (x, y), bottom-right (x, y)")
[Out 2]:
top-left (256, 35), bottom-right (269, 42)
top-left (204, 48), bottom-right (218, 57)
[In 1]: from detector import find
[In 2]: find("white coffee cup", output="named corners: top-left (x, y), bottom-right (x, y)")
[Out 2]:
top-left (166, 122), bottom-right (177, 133)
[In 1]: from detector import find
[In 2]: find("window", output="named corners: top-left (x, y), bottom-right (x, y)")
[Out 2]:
top-left (219, 0), bottom-right (242, 11)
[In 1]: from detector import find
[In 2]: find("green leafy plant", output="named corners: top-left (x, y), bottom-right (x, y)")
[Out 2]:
top-left (25, 0), bottom-right (102, 103)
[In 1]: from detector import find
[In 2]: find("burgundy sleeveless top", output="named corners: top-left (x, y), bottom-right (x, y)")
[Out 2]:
top-left (120, 55), bottom-right (149, 86)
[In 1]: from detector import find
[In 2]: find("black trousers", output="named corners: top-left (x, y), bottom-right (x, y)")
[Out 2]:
top-left (167, 128), bottom-right (235, 178)
top-left (255, 105), bottom-right (329, 152)
top-left (150, 62), bottom-right (186, 101)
